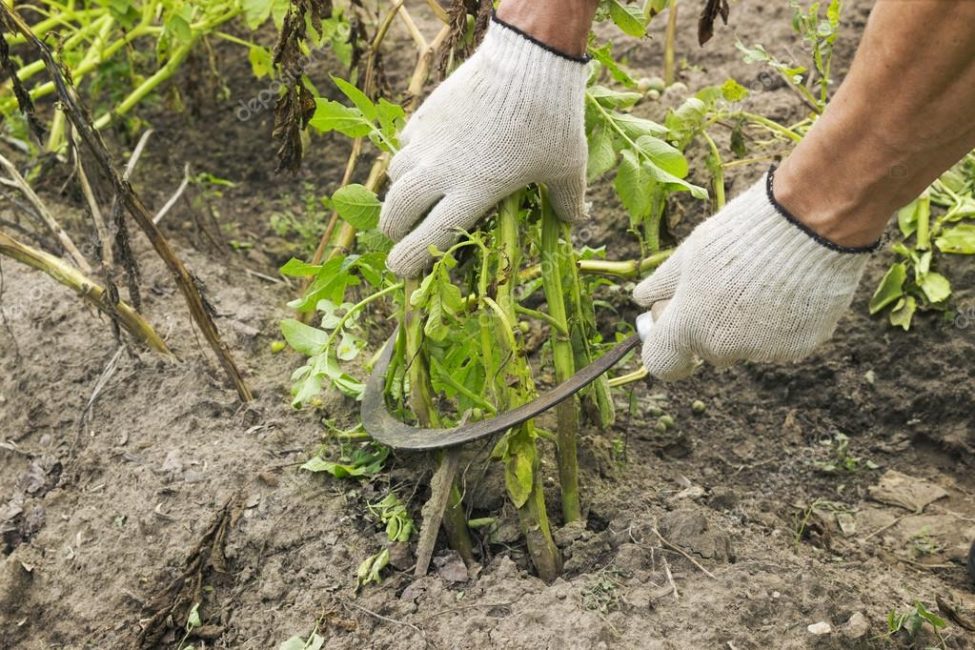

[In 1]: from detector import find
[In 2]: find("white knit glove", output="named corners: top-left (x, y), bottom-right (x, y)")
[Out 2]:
top-left (634, 169), bottom-right (876, 381)
top-left (380, 16), bottom-right (590, 277)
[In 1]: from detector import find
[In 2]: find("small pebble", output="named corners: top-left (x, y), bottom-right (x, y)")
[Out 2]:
top-left (807, 621), bottom-right (832, 635)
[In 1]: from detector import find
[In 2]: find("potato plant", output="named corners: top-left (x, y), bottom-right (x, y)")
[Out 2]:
top-left (0, 0), bottom-right (291, 153)
top-left (870, 153), bottom-right (975, 329)
top-left (280, 0), bottom-right (725, 581)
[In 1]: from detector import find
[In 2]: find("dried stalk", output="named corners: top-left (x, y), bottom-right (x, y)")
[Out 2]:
top-left (71, 128), bottom-right (114, 267)
top-left (0, 152), bottom-right (91, 272)
top-left (0, 230), bottom-right (171, 355)
top-left (0, 5), bottom-right (252, 402)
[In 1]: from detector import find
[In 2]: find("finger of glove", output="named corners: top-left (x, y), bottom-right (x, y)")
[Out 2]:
top-left (633, 249), bottom-right (684, 308)
top-left (639, 306), bottom-right (696, 382)
top-left (547, 171), bottom-right (589, 225)
top-left (385, 194), bottom-right (489, 278)
top-left (379, 170), bottom-right (444, 243)
top-left (388, 145), bottom-right (422, 183)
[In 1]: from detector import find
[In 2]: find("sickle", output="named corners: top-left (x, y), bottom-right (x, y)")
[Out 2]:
top-left (360, 328), bottom-right (642, 450)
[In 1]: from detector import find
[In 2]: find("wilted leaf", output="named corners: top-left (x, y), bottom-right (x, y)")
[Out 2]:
top-left (918, 271), bottom-right (951, 303)
top-left (935, 223), bottom-right (975, 254)
top-left (869, 263), bottom-right (906, 314)
top-left (505, 452), bottom-right (533, 508)
top-left (889, 296), bottom-right (916, 330)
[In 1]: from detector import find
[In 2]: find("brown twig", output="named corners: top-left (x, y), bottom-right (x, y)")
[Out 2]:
top-left (0, 5), bottom-right (252, 401)
top-left (135, 493), bottom-right (239, 648)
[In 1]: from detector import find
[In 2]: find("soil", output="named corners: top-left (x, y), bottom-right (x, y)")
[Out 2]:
top-left (2, 1), bottom-right (974, 649)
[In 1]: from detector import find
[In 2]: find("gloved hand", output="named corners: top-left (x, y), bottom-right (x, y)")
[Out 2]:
top-left (634, 169), bottom-right (877, 381)
top-left (380, 15), bottom-right (590, 277)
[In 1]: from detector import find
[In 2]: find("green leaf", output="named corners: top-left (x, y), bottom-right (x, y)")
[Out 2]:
top-left (301, 445), bottom-right (388, 478)
top-left (889, 296), bottom-right (916, 330)
top-left (587, 121), bottom-right (617, 182)
top-left (588, 85), bottom-right (642, 109)
top-left (332, 184), bottom-right (381, 230)
top-left (242, 0), bottom-right (273, 29)
top-left (611, 112), bottom-right (668, 139)
top-left (278, 635), bottom-right (324, 650)
top-left (608, 0), bottom-right (646, 37)
top-left (896, 199), bottom-right (919, 238)
top-left (635, 135), bottom-right (688, 178)
top-left (336, 332), bottom-right (362, 361)
top-left (166, 14), bottom-right (192, 45)
top-left (721, 78), bottom-right (749, 102)
top-left (504, 451), bottom-right (533, 508)
top-left (587, 43), bottom-right (637, 87)
top-left (308, 99), bottom-right (372, 137)
top-left (186, 603), bottom-right (201, 629)
top-left (247, 46), bottom-right (273, 79)
top-left (271, 0), bottom-right (290, 30)
top-left (376, 98), bottom-right (405, 139)
top-left (918, 271), bottom-right (951, 303)
top-left (869, 263), bottom-right (906, 314)
top-left (331, 76), bottom-right (377, 121)
top-left (281, 319), bottom-right (328, 356)
top-left (614, 149), bottom-right (652, 219)
top-left (935, 223), bottom-right (975, 254)
top-left (279, 258), bottom-right (322, 277)
top-left (643, 160), bottom-right (708, 200)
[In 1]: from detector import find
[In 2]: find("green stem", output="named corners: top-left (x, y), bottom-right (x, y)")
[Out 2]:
top-left (540, 189), bottom-right (582, 523)
top-left (916, 192), bottom-right (931, 251)
top-left (496, 193), bottom-right (561, 580)
top-left (403, 279), bottom-right (475, 567)
top-left (701, 131), bottom-right (726, 210)
top-left (515, 304), bottom-right (567, 335)
top-left (663, 0), bottom-right (677, 86)
top-left (520, 250), bottom-right (672, 282)
top-left (739, 112), bottom-right (803, 143)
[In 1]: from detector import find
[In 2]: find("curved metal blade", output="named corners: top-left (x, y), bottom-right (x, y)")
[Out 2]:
top-left (361, 329), bottom-right (641, 450)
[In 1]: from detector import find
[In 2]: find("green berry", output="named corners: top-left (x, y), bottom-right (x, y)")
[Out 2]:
top-left (691, 400), bottom-right (707, 415)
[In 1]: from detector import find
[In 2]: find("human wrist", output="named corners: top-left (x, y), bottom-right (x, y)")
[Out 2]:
top-left (773, 137), bottom-right (891, 250)
top-left (495, 0), bottom-right (598, 58)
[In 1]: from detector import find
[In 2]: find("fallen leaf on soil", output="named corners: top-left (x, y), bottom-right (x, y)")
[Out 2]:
top-left (867, 470), bottom-right (947, 513)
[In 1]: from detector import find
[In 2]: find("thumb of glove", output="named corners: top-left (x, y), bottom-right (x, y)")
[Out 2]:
top-left (546, 172), bottom-right (589, 225)
top-left (637, 300), bottom-right (697, 382)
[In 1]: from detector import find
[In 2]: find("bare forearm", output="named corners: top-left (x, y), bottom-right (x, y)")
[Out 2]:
top-left (495, 0), bottom-right (599, 58)
top-left (776, 0), bottom-right (975, 247)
